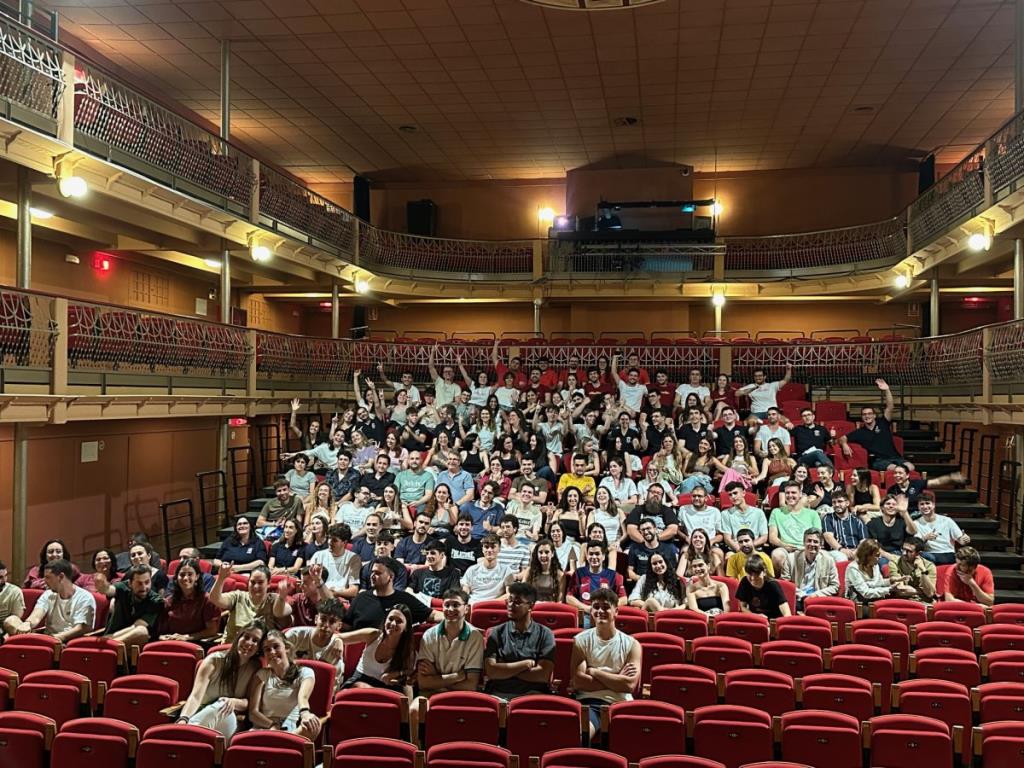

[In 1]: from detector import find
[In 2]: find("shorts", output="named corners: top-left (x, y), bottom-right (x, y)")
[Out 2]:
top-left (342, 672), bottom-right (405, 692)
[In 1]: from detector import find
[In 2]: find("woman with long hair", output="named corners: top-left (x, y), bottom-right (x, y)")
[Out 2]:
top-left (284, 454), bottom-right (315, 500)
top-left (677, 528), bottom-right (724, 578)
top-left (654, 434), bottom-right (687, 487)
top-left (158, 557), bottom-right (220, 642)
top-left (176, 620), bottom-right (266, 741)
top-left (249, 629), bottom-right (321, 741)
top-left (685, 557), bottom-right (731, 616)
top-left (24, 539), bottom-right (83, 588)
top-left (467, 407), bottom-right (497, 453)
top-left (215, 516), bottom-right (268, 573)
top-left (268, 519), bottom-right (307, 576)
top-left (849, 468), bottom-right (882, 519)
top-left (845, 538), bottom-right (897, 604)
top-left (499, 408), bottom-right (530, 452)
top-left (681, 392), bottom-right (711, 424)
top-left (550, 487), bottom-right (584, 543)
top-left (424, 483), bottom-right (457, 537)
top-left (598, 457), bottom-right (638, 511)
top-left (128, 541), bottom-right (169, 593)
top-left (303, 513), bottom-right (330, 558)
top-left (585, 521), bottom-right (619, 572)
top-left (518, 538), bottom-right (564, 602)
top-left (424, 430), bottom-right (459, 474)
top-left (710, 373), bottom-right (737, 421)
top-left (389, 389), bottom-right (410, 427)
top-left (522, 431), bottom-right (554, 483)
top-left (679, 437), bottom-right (716, 495)
top-left (756, 437), bottom-right (796, 488)
top-left (383, 431), bottom-right (409, 472)
top-left (586, 486), bottom-right (627, 547)
top-left (637, 458), bottom-right (674, 502)
top-left (477, 456), bottom-right (512, 500)
top-left (460, 432), bottom-right (487, 476)
top-left (341, 604), bottom-right (415, 694)
top-left (549, 520), bottom-right (579, 573)
top-left (629, 553), bottom-right (685, 612)
top-left (77, 548), bottom-right (120, 591)
top-left (712, 434), bottom-right (758, 491)
top-left (303, 482), bottom-right (337, 528)
top-left (496, 434), bottom-right (522, 478)
top-left (375, 484), bottom-right (408, 534)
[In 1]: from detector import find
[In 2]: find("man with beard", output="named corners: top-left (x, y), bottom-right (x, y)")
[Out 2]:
top-left (623, 484), bottom-right (680, 545)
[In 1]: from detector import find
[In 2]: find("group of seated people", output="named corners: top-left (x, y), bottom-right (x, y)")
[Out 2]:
top-left (0, 353), bottom-right (993, 746)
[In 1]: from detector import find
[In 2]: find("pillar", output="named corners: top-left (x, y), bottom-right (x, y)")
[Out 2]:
top-left (220, 39), bottom-right (230, 141)
top-left (930, 277), bottom-right (940, 335)
top-left (220, 251), bottom-right (231, 325)
top-left (714, 305), bottom-right (723, 334)
top-left (533, 298), bottom-right (542, 335)
top-left (1016, 239), bottom-right (1024, 321)
top-left (16, 166), bottom-right (30, 289)
top-left (12, 165), bottom-right (31, 576)
top-left (331, 282), bottom-right (341, 339)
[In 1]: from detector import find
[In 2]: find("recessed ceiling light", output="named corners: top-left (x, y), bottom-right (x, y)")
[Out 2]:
top-left (613, 116), bottom-right (640, 127)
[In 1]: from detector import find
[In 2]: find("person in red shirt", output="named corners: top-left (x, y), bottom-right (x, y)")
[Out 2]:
top-left (536, 356), bottom-right (561, 391)
top-left (650, 369), bottom-right (675, 409)
top-left (583, 368), bottom-right (614, 399)
top-left (618, 352), bottom-right (650, 385)
top-left (942, 546), bottom-right (994, 606)
top-left (491, 340), bottom-right (529, 390)
top-left (559, 354), bottom-right (586, 388)
top-left (523, 367), bottom-right (551, 402)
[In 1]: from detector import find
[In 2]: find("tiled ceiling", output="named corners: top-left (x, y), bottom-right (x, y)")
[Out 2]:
top-left (40, 0), bottom-right (1016, 183)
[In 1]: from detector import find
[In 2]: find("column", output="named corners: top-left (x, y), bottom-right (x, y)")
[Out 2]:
top-left (533, 298), bottom-right (542, 335)
top-left (220, 251), bottom-right (231, 325)
top-left (13, 165), bottom-right (31, 576)
top-left (331, 282), bottom-right (341, 339)
top-left (220, 39), bottom-right (230, 141)
top-left (930, 277), bottom-right (940, 335)
top-left (1016, 239), bottom-right (1024, 321)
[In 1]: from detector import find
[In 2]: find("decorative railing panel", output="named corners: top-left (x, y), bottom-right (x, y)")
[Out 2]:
top-left (909, 148), bottom-right (985, 249)
top-left (0, 287), bottom-right (54, 369)
top-left (0, 14), bottom-right (63, 124)
top-left (547, 239), bottom-right (718, 275)
top-left (358, 228), bottom-right (534, 276)
top-left (73, 64), bottom-right (254, 210)
top-left (725, 218), bottom-right (907, 273)
top-left (255, 331), bottom-right (352, 380)
top-left (259, 166), bottom-right (356, 253)
top-left (987, 321), bottom-right (1024, 386)
top-left (987, 111), bottom-right (1024, 199)
top-left (67, 300), bottom-right (249, 377)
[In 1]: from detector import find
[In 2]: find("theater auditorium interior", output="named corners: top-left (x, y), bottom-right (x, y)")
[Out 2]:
top-left (4, 0), bottom-right (1024, 766)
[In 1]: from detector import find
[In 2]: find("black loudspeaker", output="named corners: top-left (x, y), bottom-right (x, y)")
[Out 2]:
top-left (407, 199), bottom-right (437, 236)
top-left (918, 154), bottom-right (935, 193)
top-left (354, 175), bottom-right (371, 221)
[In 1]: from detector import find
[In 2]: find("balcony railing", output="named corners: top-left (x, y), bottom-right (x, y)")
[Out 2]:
top-left (0, 16), bottom-right (1020, 283)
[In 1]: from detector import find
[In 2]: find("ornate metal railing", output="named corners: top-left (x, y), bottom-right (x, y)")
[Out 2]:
top-left (725, 218), bottom-right (907, 274)
top-left (255, 330), bottom-right (352, 380)
top-left (986, 320), bottom-right (1024, 387)
top-left (358, 227), bottom-right (534, 276)
top-left (66, 299), bottom-right (249, 377)
top-left (547, 238), bottom-right (718, 276)
top-left (259, 165), bottom-right (356, 254)
top-left (73, 63), bottom-right (255, 214)
top-left (987, 111), bottom-right (1024, 201)
top-left (0, 286), bottom-right (55, 371)
top-left (0, 13), bottom-right (63, 127)
top-left (908, 147), bottom-right (986, 250)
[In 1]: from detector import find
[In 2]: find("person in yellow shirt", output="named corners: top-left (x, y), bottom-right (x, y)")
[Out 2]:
top-left (725, 529), bottom-right (775, 580)
top-left (556, 454), bottom-right (596, 503)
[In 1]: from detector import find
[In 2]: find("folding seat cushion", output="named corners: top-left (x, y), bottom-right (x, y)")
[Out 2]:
top-left (867, 714), bottom-right (954, 768)
top-left (51, 732), bottom-right (130, 768)
top-left (974, 681), bottom-right (1024, 723)
top-left (328, 688), bottom-right (409, 744)
top-left (505, 695), bottom-right (582, 764)
top-left (331, 737), bottom-right (419, 768)
top-left (759, 640), bottom-right (823, 678)
top-left (722, 668), bottom-right (796, 716)
top-left (779, 710), bottom-right (861, 768)
top-left (543, 749), bottom-right (628, 768)
top-left (422, 691), bottom-right (500, 750)
top-left (648, 663), bottom-right (718, 711)
top-left (974, 720), bottom-right (1024, 768)
top-left (691, 705), bottom-right (773, 768)
top-left (425, 742), bottom-right (510, 768)
top-left (606, 700), bottom-right (685, 764)
top-left (690, 635), bottom-right (753, 674)
top-left (800, 673), bottom-right (876, 722)
top-left (773, 615), bottom-right (832, 649)
top-left (223, 731), bottom-right (313, 768)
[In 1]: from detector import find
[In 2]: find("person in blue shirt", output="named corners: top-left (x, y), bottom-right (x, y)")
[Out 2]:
top-left (437, 454), bottom-right (476, 507)
top-left (566, 541), bottom-right (626, 628)
top-left (396, 513), bottom-right (431, 567)
top-left (350, 513), bottom-right (383, 563)
top-left (215, 517), bottom-right (268, 573)
top-left (458, 482), bottom-right (504, 539)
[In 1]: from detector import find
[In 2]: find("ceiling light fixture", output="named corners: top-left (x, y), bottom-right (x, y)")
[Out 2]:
top-left (967, 233), bottom-right (991, 252)
top-left (58, 176), bottom-right (88, 198)
top-left (711, 292), bottom-right (726, 307)
top-left (538, 207), bottom-right (555, 224)
top-left (354, 278), bottom-right (370, 294)
top-left (250, 244), bottom-right (272, 262)
top-left (894, 274), bottom-right (910, 289)
top-left (711, 201), bottom-right (724, 216)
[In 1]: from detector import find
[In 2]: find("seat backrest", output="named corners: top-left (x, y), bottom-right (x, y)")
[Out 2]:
top-left (542, 748), bottom-right (628, 768)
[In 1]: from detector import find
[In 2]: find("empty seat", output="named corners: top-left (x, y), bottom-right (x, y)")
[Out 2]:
top-left (773, 615), bottom-right (833, 649)
top-left (800, 673), bottom-right (877, 722)
top-left (803, 596), bottom-right (856, 640)
top-left (139, 724), bottom-right (223, 768)
top-left (422, 691), bottom-right (500, 750)
top-left (991, 605), bottom-right (1024, 625)
top-left (713, 613), bottom-right (770, 644)
top-left (505, 694), bottom-right (582, 765)
top-left (60, 637), bottom-right (125, 702)
top-left (0, 634), bottom-right (59, 678)
top-left (425, 742), bottom-right (511, 768)
top-left (973, 681), bottom-right (1024, 723)
top-left (778, 710), bottom-right (861, 768)
top-left (648, 663), bottom-right (718, 711)
top-left (866, 713), bottom-right (955, 768)
top-left (910, 647), bottom-right (980, 688)
top-left (911, 621), bottom-right (974, 652)
top-left (893, 679), bottom-right (971, 762)
top-left (652, 609), bottom-right (709, 641)
top-left (468, 601), bottom-right (507, 632)
top-left (136, 641), bottom-right (202, 700)
top-left (541, 747), bottom-right (627, 768)
top-left (328, 688), bottom-right (409, 744)
top-left (329, 737), bottom-right (419, 768)
top-left (979, 624), bottom-right (1024, 653)
top-left (722, 668), bottom-right (795, 716)
top-left (639, 758), bottom-right (727, 768)
top-left (690, 635), bottom-right (754, 674)
top-left (533, 604), bottom-right (579, 631)
top-left (632, 632), bottom-right (686, 686)
top-left (871, 598), bottom-right (928, 628)
top-left (931, 601), bottom-right (988, 629)
top-left (613, 606), bottom-right (649, 635)
top-left (0, 711), bottom-right (54, 768)
top-left (605, 700), bottom-right (685, 764)
top-left (690, 704), bottom-right (773, 768)
top-left (103, 674), bottom-right (179, 737)
top-left (223, 730), bottom-right (314, 768)
top-left (973, 720), bottom-right (1024, 768)
top-left (14, 674), bottom-right (84, 728)
top-left (848, 619), bottom-right (910, 677)
top-left (984, 650), bottom-right (1024, 683)
top-left (758, 640), bottom-right (823, 679)
top-left (55, 717), bottom-right (139, 767)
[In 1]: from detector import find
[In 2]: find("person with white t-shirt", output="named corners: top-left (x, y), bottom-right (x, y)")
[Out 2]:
top-left (461, 535), bottom-right (515, 605)
top-left (309, 524), bottom-right (360, 599)
top-left (737, 365), bottom-right (792, 420)
top-left (611, 355), bottom-right (648, 416)
top-left (674, 368), bottom-right (712, 411)
top-left (285, 598), bottom-right (348, 691)
top-left (678, 487), bottom-right (724, 544)
top-left (571, 587), bottom-right (642, 741)
top-left (6, 559), bottom-right (95, 641)
top-left (334, 486), bottom-right (373, 533)
top-left (913, 492), bottom-right (970, 565)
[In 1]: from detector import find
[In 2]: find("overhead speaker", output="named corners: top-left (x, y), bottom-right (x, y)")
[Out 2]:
top-left (354, 175), bottom-right (371, 221)
top-left (407, 199), bottom-right (437, 237)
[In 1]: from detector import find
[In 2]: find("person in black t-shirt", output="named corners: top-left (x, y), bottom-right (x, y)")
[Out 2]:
top-left (408, 539), bottom-right (462, 599)
top-left (839, 379), bottom-right (913, 472)
top-left (735, 556), bottom-right (790, 619)
top-left (624, 486), bottom-right (680, 545)
top-left (790, 408), bottom-right (834, 468)
top-left (344, 557), bottom-right (440, 630)
top-left (639, 408), bottom-right (674, 457)
top-left (866, 494), bottom-right (918, 561)
top-left (400, 409), bottom-right (435, 453)
top-left (886, 465), bottom-right (964, 515)
top-left (447, 514), bottom-right (483, 576)
top-left (677, 407), bottom-right (713, 454)
top-left (713, 407), bottom-right (750, 457)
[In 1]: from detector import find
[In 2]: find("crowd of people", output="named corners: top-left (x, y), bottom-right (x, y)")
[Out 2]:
top-left (0, 349), bottom-right (994, 746)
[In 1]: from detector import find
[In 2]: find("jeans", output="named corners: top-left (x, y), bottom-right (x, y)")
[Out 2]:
top-left (679, 474), bottom-right (713, 494)
top-left (797, 449), bottom-right (833, 468)
top-left (871, 456), bottom-right (909, 471)
top-left (921, 551), bottom-right (957, 565)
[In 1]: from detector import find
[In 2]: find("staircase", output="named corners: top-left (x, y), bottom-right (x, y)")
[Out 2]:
top-left (198, 484), bottom-right (274, 560)
top-left (897, 423), bottom-right (1024, 604)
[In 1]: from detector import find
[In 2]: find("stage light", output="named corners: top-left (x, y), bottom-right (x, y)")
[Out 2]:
top-left (711, 292), bottom-right (726, 307)
top-left (204, 258), bottom-right (223, 269)
top-left (894, 274), bottom-right (909, 289)
top-left (29, 208), bottom-right (53, 219)
top-left (355, 278), bottom-right (370, 294)
top-left (58, 176), bottom-right (88, 198)
top-left (251, 244), bottom-right (272, 262)
top-left (538, 207), bottom-right (555, 224)
top-left (711, 201), bottom-right (724, 216)
top-left (967, 233), bottom-right (990, 251)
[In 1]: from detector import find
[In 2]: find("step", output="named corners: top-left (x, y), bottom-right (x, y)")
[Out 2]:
top-left (976, 550), bottom-right (1024, 569)
top-left (248, 498), bottom-right (268, 514)
top-left (902, 451), bottom-right (954, 462)
top-left (199, 542), bottom-right (222, 559)
top-left (952, 517), bottom-right (1000, 533)
top-left (994, 589), bottom-right (1024, 605)
top-left (895, 429), bottom-right (939, 440)
top-left (968, 533), bottom-right (1014, 552)
top-left (993, 569), bottom-right (1024, 590)
top-left (914, 462), bottom-right (962, 476)
top-left (933, 488), bottom-right (979, 503)
top-left (900, 439), bottom-right (945, 452)
top-left (935, 502), bottom-right (989, 517)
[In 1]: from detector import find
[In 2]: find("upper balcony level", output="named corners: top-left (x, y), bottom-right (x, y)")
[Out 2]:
top-left (0, 13), bottom-right (1017, 302)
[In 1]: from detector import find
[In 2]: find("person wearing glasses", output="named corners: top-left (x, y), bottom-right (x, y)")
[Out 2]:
top-left (482, 583), bottom-right (555, 700)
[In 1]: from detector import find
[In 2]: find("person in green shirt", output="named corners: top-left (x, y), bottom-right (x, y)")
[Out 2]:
top-left (768, 481), bottom-right (821, 573)
top-left (394, 450), bottom-right (435, 514)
